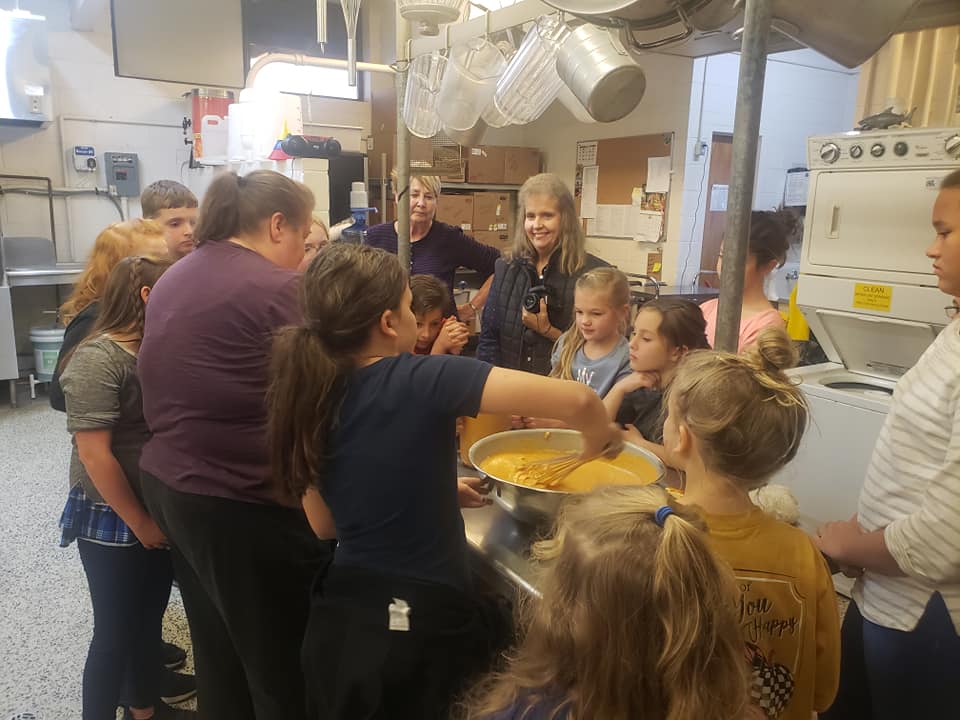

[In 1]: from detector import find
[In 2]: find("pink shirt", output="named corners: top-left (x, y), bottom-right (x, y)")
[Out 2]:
top-left (700, 298), bottom-right (785, 352)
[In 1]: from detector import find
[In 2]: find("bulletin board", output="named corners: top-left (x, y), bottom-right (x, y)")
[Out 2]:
top-left (574, 132), bottom-right (675, 246)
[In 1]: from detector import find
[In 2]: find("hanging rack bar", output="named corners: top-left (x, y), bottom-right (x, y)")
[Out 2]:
top-left (411, 0), bottom-right (553, 55)
top-left (246, 53), bottom-right (394, 88)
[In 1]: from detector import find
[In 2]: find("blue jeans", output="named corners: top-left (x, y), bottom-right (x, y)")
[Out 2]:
top-left (78, 539), bottom-right (173, 720)
top-left (824, 592), bottom-right (960, 719)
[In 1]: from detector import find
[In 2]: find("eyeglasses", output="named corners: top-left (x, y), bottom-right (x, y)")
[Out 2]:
top-left (947, 303), bottom-right (959, 320)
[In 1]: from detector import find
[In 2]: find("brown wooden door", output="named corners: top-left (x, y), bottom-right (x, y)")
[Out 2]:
top-left (699, 133), bottom-right (733, 288)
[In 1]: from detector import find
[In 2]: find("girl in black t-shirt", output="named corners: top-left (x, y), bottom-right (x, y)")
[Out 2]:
top-left (604, 299), bottom-right (710, 461)
top-left (267, 243), bottom-right (622, 720)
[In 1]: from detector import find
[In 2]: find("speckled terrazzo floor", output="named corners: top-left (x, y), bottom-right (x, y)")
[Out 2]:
top-left (0, 391), bottom-right (195, 720)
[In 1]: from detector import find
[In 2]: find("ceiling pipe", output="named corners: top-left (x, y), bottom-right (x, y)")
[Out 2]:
top-left (246, 52), bottom-right (395, 88)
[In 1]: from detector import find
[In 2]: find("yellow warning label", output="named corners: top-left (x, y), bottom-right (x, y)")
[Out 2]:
top-left (853, 283), bottom-right (893, 312)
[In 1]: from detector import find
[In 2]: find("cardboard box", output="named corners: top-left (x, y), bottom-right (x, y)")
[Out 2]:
top-left (436, 193), bottom-right (474, 230)
top-left (473, 191), bottom-right (515, 234)
top-left (473, 230), bottom-right (512, 252)
top-left (504, 147), bottom-right (541, 185)
top-left (466, 146), bottom-right (506, 184)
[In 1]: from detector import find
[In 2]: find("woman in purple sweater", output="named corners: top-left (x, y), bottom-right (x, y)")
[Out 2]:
top-left (365, 173), bottom-right (499, 324)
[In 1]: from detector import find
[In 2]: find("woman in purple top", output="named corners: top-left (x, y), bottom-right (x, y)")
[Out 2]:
top-left (137, 171), bottom-right (329, 720)
top-left (365, 173), bottom-right (500, 324)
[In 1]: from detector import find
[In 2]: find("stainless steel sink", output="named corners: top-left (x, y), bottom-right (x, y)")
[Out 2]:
top-left (1, 236), bottom-right (84, 287)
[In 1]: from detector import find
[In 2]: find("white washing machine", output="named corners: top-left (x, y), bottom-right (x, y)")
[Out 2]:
top-left (770, 127), bottom-right (958, 593)
top-left (775, 364), bottom-right (892, 533)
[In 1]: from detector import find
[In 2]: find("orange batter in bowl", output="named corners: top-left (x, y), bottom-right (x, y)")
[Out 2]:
top-left (478, 448), bottom-right (660, 494)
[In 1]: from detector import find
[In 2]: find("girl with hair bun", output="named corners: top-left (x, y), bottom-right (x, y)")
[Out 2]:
top-left (461, 484), bottom-right (749, 720)
top-left (663, 327), bottom-right (840, 720)
top-left (701, 210), bottom-right (795, 351)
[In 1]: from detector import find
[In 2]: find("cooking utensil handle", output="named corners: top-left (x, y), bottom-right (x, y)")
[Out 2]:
top-left (477, 474), bottom-right (496, 494)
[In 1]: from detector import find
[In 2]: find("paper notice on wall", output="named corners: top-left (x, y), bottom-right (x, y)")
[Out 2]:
top-left (633, 209), bottom-right (663, 243)
top-left (576, 140), bottom-right (598, 166)
top-left (587, 205), bottom-right (663, 241)
top-left (594, 204), bottom-right (631, 237)
top-left (580, 165), bottom-right (599, 219)
top-left (710, 183), bottom-right (728, 212)
top-left (784, 169), bottom-right (809, 207)
top-left (646, 156), bottom-right (671, 193)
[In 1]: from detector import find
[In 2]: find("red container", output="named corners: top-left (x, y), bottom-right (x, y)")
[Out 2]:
top-left (189, 88), bottom-right (234, 159)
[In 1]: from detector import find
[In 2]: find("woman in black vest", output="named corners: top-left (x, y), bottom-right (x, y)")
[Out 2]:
top-left (477, 173), bottom-right (606, 375)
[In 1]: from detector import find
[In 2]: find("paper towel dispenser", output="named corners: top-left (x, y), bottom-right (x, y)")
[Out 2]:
top-left (0, 10), bottom-right (52, 127)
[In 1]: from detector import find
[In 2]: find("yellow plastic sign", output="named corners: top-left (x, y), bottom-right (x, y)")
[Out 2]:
top-left (853, 283), bottom-right (893, 312)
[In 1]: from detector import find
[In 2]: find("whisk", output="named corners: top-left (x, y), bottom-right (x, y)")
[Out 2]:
top-left (515, 452), bottom-right (598, 489)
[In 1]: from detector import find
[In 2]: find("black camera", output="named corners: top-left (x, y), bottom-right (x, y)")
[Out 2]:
top-left (523, 284), bottom-right (548, 313)
top-left (523, 262), bottom-right (548, 313)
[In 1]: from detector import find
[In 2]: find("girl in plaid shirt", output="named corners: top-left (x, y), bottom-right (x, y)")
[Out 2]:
top-left (58, 256), bottom-right (190, 720)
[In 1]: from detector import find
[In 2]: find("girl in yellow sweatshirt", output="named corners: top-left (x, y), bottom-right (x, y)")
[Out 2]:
top-left (661, 327), bottom-right (841, 720)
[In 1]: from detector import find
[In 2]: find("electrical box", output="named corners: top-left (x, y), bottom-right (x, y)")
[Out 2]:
top-left (104, 152), bottom-right (141, 198)
top-left (73, 145), bottom-right (97, 172)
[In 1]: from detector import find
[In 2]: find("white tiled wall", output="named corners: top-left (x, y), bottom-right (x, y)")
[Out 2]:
top-left (675, 50), bottom-right (860, 287)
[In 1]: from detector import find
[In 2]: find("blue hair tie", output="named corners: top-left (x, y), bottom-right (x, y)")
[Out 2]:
top-left (654, 506), bottom-right (674, 527)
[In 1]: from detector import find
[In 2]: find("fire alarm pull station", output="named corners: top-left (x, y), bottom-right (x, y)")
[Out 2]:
top-left (72, 145), bottom-right (97, 172)
top-left (104, 152), bottom-right (141, 197)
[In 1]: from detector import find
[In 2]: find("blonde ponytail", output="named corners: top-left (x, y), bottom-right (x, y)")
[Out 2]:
top-left (653, 505), bottom-right (748, 720)
top-left (460, 485), bottom-right (748, 720)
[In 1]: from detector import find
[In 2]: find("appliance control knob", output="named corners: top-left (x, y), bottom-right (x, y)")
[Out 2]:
top-left (819, 142), bottom-right (840, 163)
top-left (893, 141), bottom-right (908, 156)
top-left (850, 144), bottom-right (863, 159)
top-left (946, 134), bottom-right (960, 158)
top-left (870, 143), bottom-right (885, 158)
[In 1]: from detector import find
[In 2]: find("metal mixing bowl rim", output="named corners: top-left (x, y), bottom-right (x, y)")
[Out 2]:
top-left (467, 428), bottom-right (666, 495)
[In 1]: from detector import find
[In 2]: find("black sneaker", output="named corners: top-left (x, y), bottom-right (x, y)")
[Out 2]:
top-left (162, 641), bottom-right (187, 671)
top-left (122, 702), bottom-right (197, 719)
top-left (159, 668), bottom-right (197, 705)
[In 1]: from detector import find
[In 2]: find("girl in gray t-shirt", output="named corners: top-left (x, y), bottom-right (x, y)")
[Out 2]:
top-left (550, 267), bottom-right (632, 398)
top-left (57, 256), bottom-right (178, 720)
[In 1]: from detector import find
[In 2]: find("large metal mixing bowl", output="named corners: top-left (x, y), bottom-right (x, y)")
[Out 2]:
top-left (468, 429), bottom-right (665, 526)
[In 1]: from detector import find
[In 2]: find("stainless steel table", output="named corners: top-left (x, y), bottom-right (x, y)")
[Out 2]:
top-left (463, 502), bottom-right (543, 600)
top-left (460, 462), bottom-right (544, 600)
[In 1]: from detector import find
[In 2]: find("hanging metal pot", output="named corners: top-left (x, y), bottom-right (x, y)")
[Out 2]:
top-left (556, 24), bottom-right (646, 123)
